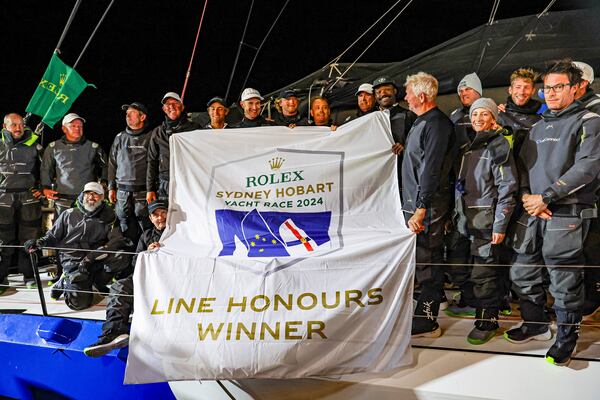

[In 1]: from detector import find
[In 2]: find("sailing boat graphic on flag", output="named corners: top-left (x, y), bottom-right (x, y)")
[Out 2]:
top-left (216, 208), bottom-right (332, 257)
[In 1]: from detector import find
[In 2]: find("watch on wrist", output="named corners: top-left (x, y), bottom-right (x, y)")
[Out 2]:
top-left (541, 191), bottom-right (553, 205)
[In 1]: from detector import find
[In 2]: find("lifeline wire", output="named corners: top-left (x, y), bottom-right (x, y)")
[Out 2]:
top-left (181, 0), bottom-right (209, 102)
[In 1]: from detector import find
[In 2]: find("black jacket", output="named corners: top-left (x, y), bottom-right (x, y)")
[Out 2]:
top-left (40, 198), bottom-right (125, 264)
top-left (273, 112), bottom-right (303, 126)
top-left (518, 102), bottom-right (600, 206)
top-left (132, 226), bottom-right (164, 268)
top-left (108, 126), bottom-right (152, 191)
top-left (497, 97), bottom-right (542, 153)
top-left (402, 107), bottom-right (454, 212)
top-left (41, 136), bottom-right (107, 196)
top-left (233, 115), bottom-right (276, 128)
top-left (578, 88), bottom-right (600, 114)
top-left (0, 128), bottom-right (42, 191)
top-left (146, 116), bottom-right (201, 192)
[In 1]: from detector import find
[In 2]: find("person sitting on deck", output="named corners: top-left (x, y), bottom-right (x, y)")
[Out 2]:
top-left (83, 199), bottom-right (167, 357)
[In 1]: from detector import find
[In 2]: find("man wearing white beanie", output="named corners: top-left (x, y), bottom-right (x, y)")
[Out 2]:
top-left (573, 61), bottom-right (600, 113)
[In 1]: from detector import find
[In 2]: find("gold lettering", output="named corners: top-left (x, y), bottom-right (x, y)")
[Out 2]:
top-left (176, 298), bottom-right (195, 313)
top-left (285, 321), bottom-right (303, 339)
top-left (198, 297), bottom-right (215, 313)
top-left (228, 296), bottom-right (247, 312)
top-left (150, 299), bottom-right (164, 315)
top-left (260, 322), bottom-right (280, 339)
top-left (236, 322), bottom-right (256, 340)
top-left (307, 321), bottom-right (327, 339)
top-left (198, 323), bottom-right (224, 340)
top-left (367, 288), bottom-right (384, 305)
top-left (322, 291), bottom-right (341, 309)
top-left (273, 294), bottom-right (293, 311)
top-left (297, 292), bottom-right (318, 310)
top-left (250, 295), bottom-right (270, 312)
top-left (345, 290), bottom-right (365, 308)
top-left (167, 297), bottom-right (175, 313)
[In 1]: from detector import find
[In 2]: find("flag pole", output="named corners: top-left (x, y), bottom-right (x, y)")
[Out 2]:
top-left (181, 0), bottom-right (209, 102)
top-left (73, 0), bottom-right (116, 69)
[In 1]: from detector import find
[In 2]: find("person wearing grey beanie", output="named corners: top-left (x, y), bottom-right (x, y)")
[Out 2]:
top-left (453, 96), bottom-right (518, 345)
top-left (469, 97), bottom-right (499, 122)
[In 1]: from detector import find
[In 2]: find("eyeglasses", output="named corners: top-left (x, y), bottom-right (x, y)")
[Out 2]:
top-left (542, 83), bottom-right (571, 94)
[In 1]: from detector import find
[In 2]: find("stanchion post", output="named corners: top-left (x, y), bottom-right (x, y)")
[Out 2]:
top-left (29, 252), bottom-right (48, 316)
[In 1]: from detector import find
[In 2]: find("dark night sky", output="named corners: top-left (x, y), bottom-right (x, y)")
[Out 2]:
top-left (1, 0), bottom-right (595, 151)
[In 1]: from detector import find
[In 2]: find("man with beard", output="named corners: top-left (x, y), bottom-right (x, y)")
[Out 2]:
top-left (372, 76), bottom-right (416, 153)
top-left (24, 182), bottom-right (129, 310)
top-left (234, 88), bottom-right (276, 128)
top-left (274, 89), bottom-right (303, 127)
top-left (0, 113), bottom-right (43, 290)
top-left (298, 96), bottom-right (337, 130)
top-left (108, 102), bottom-right (152, 244)
top-left (497, 68), bottom-right (542, 153)
top-left (401, 72), bottom-right (454, 337)
top-left (83, 200), bottom-right (167, 357)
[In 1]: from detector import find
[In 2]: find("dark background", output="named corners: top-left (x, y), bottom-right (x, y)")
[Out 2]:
top-left (1, 0), bottom-right (596, 151)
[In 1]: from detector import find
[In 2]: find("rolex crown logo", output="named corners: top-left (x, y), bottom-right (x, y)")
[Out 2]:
top-left (269, 157), bottom-right (285, 170)
top-left (59, 73), bottom-right (67, 86)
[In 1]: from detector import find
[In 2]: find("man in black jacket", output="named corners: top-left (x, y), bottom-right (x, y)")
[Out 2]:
top-left (273, 89), bottom-right (303, 127)
top-left (343, 83), bottom-right (376, 124)
top-left (146, 92), bottom-right (200, 203)
top-left (401, 72), bottom-right (454, 338)
top-left (25, 182), bottom-right (130, 310)
top-left (497, 68), bottom-right (542, 153)
top-left (83, 199), bottom-right (167, 357)
top-left (0, 113), bottom-right (43, 290)
top-left (108, 102), bottom-right (152, 244)
top-left (234, 88), bottom-right (275, 128)
top-left (506, 59), bottom-right (600, 366)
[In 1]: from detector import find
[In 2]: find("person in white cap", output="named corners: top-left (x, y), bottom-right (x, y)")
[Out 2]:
top-left (24, 181), bottom-right (130, 311)
top-left (343, 83), bottom-right (376, 124)
top-left (146, 92), bottom-right (200, 203)
top-left (573, 61), bottom-right (600, 113)
top-left (40, 112), bottom-right (108, 216)
top-left (573, 61), bottom-right (600, 321)
top-left (234, 88), bottom-right (275, 128)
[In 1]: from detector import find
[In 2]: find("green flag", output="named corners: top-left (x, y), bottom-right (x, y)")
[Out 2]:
top-left (25, 52), bottom-right (95, 127)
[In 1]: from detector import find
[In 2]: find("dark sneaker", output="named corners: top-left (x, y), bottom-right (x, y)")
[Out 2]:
top-left (444, 304), bottom-right (476, 318)
top-left (504, 324), bottom-right (552, 344)
top-left (467, 326), bottom-right (497, 345)
top-left (412, 322), bottom-right (442, 338)
top-left (50, 276), bottom-right (65, 301)
top-left (499, 298), bottom-right (513, 316)
top-left (83, 333), bottom-right (129, 358)
top-left (546, 342), bottom-right (577, 366)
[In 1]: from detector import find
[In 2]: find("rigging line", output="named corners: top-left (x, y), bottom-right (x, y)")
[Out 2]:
top-left (480, 0), bottom-right (557, 80)
top-left (181, 0), bottom-right (209, 102)
top-left (323, 0), bottom-right (407, 69)
top-left (240, 0), bottom-right (290, 92)
top-left (328, 0), bottom-right (415, 92)
top-left (55, 0), bottom-right (83, 54)
top-left (0, 244), bottom-right (139, 256)
top-left (224, 0), bottom-right (255, 103)
top-left (73, 0), bottom-right (116, 69)
top-left (488, 0), bottom-right (501, 25)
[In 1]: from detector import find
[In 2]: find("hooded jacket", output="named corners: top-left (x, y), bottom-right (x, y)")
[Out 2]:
top-left (108, 125), bottom-right (152, 192)
top-left (146, 115), bottom-right (200, 192)
top-left (456, 128), bottom-right (518, 233)
top-left (518, 102), bottom-right (600, 206)
top-left (0, 128), bottom-right (42, 191)
top-left (497, 97), bottom-right (542, 153)
top-left (578, 87), bottom-right (600, 114)
top-left (40, 197), bottom-right (125, 264)
top-left (40, 136), bottom-right (107, 197)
